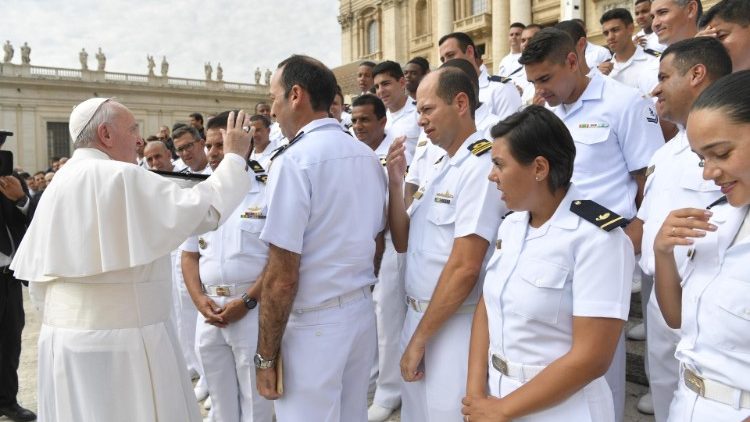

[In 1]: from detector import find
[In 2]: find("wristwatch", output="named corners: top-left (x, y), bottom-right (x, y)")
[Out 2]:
top-left (254, 353), bottom-right (276, 369)
top-left (241, 293), bottom-right (257, 310)
top-left (14, 195), bottom-right (28, 207)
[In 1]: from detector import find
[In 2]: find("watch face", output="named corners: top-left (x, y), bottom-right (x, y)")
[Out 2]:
top-left (247, 297), bottom-right (258, 310)
top-left (254, 354), bottom-right (261, 367)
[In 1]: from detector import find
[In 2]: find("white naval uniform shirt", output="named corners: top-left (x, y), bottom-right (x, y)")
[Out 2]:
top-left (180, 170), bottom-right (268, 285)
top-left (478, 64), bottom-right (523, 120)
top-left (635, 30), bottom-right (667, 53)
top-left (269, 122), bottom-right (284, 144)
top-left (553, 72), bottom-right (664, 219)
top-left (497, 52), bottom-right (522, 78)
top-left (259, 118), bottom-right (387, 309)
top-left (374, 131), bottom-right (396, 172)
top-left (675, 201), bottom-right (750, 391)
top-left (610, 47), bottom-right (660, 98)
top-left (484, 185), bottom-right (632, 365)
top-left (637, 130), bottom-right (721, 276)
top-left (585, 41), bottom-right (612, 69)
top-left (385, 99), bottom-right (420, 165)
top-left (249, 137), bottom-right (281, 170)
top-left (405, 132), bottom-right (506, 304)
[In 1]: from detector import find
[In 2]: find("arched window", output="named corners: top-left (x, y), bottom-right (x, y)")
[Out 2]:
top-left (415, 0), bottom-right (428, 36)
top-left (367, 20), bottom-right (379, 54)
top-left (471, 0), bottom-right (487, 14)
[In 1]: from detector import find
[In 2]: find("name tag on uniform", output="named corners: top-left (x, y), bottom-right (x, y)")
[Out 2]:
top-left (434, 191), bottom-right (453, 204)
top-left (240, 206), bottom-right (266, 219)
top-left (578, 123), bottom-right (610, 129)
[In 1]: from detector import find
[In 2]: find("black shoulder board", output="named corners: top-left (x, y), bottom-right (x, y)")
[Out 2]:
top-left (411, 100), bottom-right (417, 106)
top-left (644, 48), bottom-right (661, 58)
top-left (468, 139), bottom-right (492, 156)
top-left (434, 155), bottom-right (445, 165)
top-left (502, 210), bottom-right (514, 220)
top-left (706, 195), bottom-right (727, 210)
top-left (256, 174), bottom-right (268, 184)
top-left (488, 75), bottom-right (512, 84)
top-left (247, 160), bottom-right (265, 174)
top-left (570, 200), bottom-right (628, 231)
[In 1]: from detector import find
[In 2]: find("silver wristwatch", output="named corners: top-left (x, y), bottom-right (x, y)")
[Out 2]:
top-left (254, 353), bottom-right (275, 369)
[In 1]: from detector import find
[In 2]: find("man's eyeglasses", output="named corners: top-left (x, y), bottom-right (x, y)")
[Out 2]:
top-left (175, 141), bottom-right (197, 154)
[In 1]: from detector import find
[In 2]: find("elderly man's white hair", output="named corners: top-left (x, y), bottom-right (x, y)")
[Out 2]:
top-left (71, 98), bottom-right (116, 149)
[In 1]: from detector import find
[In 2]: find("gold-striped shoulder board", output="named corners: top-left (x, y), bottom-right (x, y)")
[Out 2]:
top-left (570, 200), bottom-right (628, 232)
top-left (468, 139), bottom-right (492, 156)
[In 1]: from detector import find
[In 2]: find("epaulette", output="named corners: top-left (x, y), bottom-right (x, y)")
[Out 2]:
top-left (256, 174), bottom-right (268, 184)
top-left (411, 100), bottom-right (417, 106)
top-left (434, 155), bottom-right (444, 165)
top-left (417, 140), bottom-right (428, 147)
top-left (570, 200), bottom-right (628, 231)
top-left (247, 160), bottom-right (265, 174)
top-left (502, 210), bottom-right (514, 220)
top-left (468, 139), bottom-right (492, 156)
top-left (706, 195), bottom-right (727, 210)
top-left (488, 75), bottom-right (512, 84)
top-left (342, 129), bottom-right (353, 137)
top-left (644, 48), bottom-right (662, 58)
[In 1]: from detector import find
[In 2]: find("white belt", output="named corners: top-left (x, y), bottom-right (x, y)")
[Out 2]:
top-left (683, 365), bottom-right (750, 409)
top-left (203, 282), bottom-right (252, 298)
top-left (293, 287), bottom-right (370, 314)
top-left (405, 295), bottom-right (476, 314)
top-left (44, 280), bottom-right (170, 330)
top-left (491, 353), bottom-right (546, 383)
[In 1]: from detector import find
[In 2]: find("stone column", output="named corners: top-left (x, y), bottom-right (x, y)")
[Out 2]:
top-left (510, 0), bottom-right (532, 24)
top-left (381, 0), bottom-right (398, 60)
top-left (492, 0), bottom-right (511, 71)
top-left (436, 0), bottom-right (454, 39)
top-left (338, 12), bottom-right (354, 64)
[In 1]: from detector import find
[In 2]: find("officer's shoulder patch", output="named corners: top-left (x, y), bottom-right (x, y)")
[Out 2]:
top-left (255, 174), bottom-right (268, 184)
top-left (417, 140), bottom-right (427, 147)
top-left (645, 165), bottom-right (655, 178)
top-left (248, 160), bottom-right (265, 174)
top-left (468, 139), bottom-right (492, 156)
top-left (570, 200), bottom-right (627, 232)
top-left (488, 75), bottom-right (512, 84)
top-left (644, 48), bottom-right (662, 58)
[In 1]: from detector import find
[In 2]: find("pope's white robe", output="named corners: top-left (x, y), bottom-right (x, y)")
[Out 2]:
top-left (11, 148), bottom-right (249, 422)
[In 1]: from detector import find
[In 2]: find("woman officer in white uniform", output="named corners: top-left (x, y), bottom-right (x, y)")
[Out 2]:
top-left (462, 105), bottom-right (633, 421)
top-left (654, 71), bottom-right (750, 421)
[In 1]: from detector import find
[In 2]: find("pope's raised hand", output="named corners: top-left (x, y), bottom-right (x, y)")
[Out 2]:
top-left (221, 110), bottom-right (253, 158)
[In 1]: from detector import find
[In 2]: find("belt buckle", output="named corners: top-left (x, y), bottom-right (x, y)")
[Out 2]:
top-left (492, 355), bottom-right (508, 376)
top-left (215, 286), bottom-right (231, 297)
top-left (685, 370), bottom-right (706, 396)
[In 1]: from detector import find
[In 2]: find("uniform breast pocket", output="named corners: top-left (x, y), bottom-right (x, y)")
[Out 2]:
top-left (571, 127), bottom-right (611, 173)
top-left (424, 203), bottom-right (456, 255)
top-left (572, 127), bottom-right (610, 146)
top-left (710, 278), bottom-right (750, 354)
top-left (238, 219), bottom-right (266, 254)
top-left (510, 260), bottom-right (570, 324)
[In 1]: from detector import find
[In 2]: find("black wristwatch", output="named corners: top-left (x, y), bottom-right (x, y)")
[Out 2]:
top-left (14, 195), bottom-right (28, 207)
top-left (241, 293), bottom-right (257, 310)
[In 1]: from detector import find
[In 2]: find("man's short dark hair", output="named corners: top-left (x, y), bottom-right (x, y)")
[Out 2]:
top-left (188, 112), bottom-right (203, 124)
top-left (555, 20), bottom-right (587, 44)
top-left (635, 0), bottom-right (651, 5)
top-left (352, 94), bottom-right (387, 120)
top-left (490, 105), bottom-right (576, 192)
top-left (206, 110), bottom-right (240, 130)
top-left (601, 8), bottom-right (635, 26)
top-left (699, 0), bottom-right (750, 28)
top-left (359, 61), bottom-right (376, 69)
top-left (439, 59), bottom-right (479, 106)
top-left (519, 28), bottom-right (576, 66)
top-left (172, 122), bottom-right (187, 132)
top-left (171, 125), bottom-right (202, 141)
top-left (435, 67), bottom-right (477, 119)
top-left (250, 114), bottom-right (272, 128)
top-left (510, 22), bottom-right (526, 30)
top-left (145, 135), bottom-right (159, 142)
top-left (334, 84), bottom-right (344, 101)
top-left (662, 37), bottom-right (732, 81)
top-left (407, 56), bottom-right (430, 73)
top-left (19, 172), bottom-right (30, 179)
top-left (438, 32), bottom-right (479, 59)
top-left (525, 23), bottom-right (543, 32)
top-left (277, 54), bottom-right (337, 113)
top-left (372, 60), bottom-right (405, 81)
top-left (255, 102), bottom-right (269, 112)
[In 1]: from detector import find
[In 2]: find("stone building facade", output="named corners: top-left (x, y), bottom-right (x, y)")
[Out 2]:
top-left (0, 62), bottom-right (268, 172)
top-left (337, 0), bottom-right (718, 95)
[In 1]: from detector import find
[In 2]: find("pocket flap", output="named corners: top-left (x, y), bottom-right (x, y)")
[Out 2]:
top-left (518, 260), bottom-right (569, 289)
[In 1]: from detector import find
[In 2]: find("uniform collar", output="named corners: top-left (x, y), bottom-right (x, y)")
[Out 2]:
top-left (547, 184), bottom-right (584, 230)
top-left (475, 102), bottom-right (490, 125)
top-left (387, 98), bottom-right (415, 119)
top-left (447, 131), bottom-right (485, 167)
top-left (478, 64), bottom-right (490, 88)
top-left (672, 128), bottom-right (690, 154)
top-left (613, 46), bottom-right (649, 66)
top-left (374, 131), bottom-right (395, 156)
top-left (557, 74), bottom-right (603, 118)
top-left (293, 117), bottom-right (343, 140)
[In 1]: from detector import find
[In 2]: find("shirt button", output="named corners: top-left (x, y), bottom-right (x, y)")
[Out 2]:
top-left (315, 331), bottom-right (322, 337)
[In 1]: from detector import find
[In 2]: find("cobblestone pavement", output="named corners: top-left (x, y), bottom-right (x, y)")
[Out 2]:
top-left (11, 289), bottom-right (655, 422)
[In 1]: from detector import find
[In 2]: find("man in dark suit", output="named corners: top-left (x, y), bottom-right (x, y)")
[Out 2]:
top-left (0, 132), bottom-right (36, 421)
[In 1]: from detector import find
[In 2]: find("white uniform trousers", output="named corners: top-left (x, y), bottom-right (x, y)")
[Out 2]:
top-left (646, 287), bottom-right (681, 422)
top-left (400, 308), bottom-right (472, 422)
top-left (171, 250), bottom-right (203, 379)
top-left (667, 374), bottom-right (750, 421)
top-left (604, 331), bottom-right (626, 422)
top-left (196, 294), bottom-right (273, 422)
top-left (491, 369), bottom-right (614, 421)
top-left (274, 288), bottom-right (376, 422)
top-left (371, 244), bottom-right (407, 409)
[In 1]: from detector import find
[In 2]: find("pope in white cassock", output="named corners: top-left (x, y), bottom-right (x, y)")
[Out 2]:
top-left (10, 98), bottom-right (253, 422)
